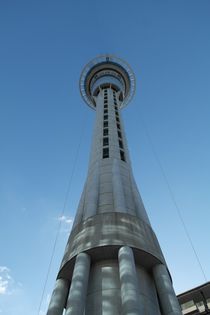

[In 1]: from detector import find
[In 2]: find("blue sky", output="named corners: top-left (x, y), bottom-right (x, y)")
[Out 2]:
top-left (0, 1), bottom-right (210, 314)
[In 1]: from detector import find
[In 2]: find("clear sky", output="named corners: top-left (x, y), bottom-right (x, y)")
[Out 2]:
top-left (0, 1), bottom-right (210, 314)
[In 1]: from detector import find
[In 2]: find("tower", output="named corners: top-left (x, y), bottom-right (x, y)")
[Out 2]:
top-left (46, 56), bottom-right (182, 315)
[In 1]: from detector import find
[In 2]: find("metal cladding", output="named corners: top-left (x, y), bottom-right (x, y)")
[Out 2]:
top-left (46, 56), bottom-right (182, 315)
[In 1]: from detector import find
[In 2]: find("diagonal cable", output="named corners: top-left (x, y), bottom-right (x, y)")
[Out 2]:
top-left (141, 117), bottom-right (207, 282)
top-left (37, 114), bottom-right (87, 315)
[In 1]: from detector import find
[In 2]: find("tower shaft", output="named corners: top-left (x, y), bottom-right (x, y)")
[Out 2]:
top-left (46, 56), bottom-right (182, 315)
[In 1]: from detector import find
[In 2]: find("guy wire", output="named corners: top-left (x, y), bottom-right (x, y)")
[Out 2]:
top-left (37, 113), bottom-right (87, 315)
top-left (141, 117), bottom-right (207, 282)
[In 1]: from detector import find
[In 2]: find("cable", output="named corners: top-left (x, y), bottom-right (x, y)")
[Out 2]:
top-left (37, 114), bottom-right (87, 315)
top-left (141, 117), bottom-right (207, 282)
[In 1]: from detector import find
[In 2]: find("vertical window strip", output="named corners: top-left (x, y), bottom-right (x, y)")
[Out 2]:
top-left (103, 90), bottom-right (109, 158)
top-left (103, 147), bottom-right (109, 158)
top-left (112, 89), bottom-right (126, 162)
top-left (120, 150), bottom-right (125, 162)
top-left (115, 111), bottom-right (126, 162)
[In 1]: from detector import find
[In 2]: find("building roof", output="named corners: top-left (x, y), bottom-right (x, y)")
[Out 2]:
top-left (177, 282), bottom-right (210, 314)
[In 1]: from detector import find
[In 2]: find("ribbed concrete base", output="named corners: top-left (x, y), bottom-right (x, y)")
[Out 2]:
top-left (85, 259), bottom-right (160, 315)
top-left (47, 248), bottom-right (182, 315)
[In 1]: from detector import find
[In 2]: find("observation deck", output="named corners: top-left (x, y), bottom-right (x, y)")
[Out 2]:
top-left (79, 55), bottom-right (135, 109)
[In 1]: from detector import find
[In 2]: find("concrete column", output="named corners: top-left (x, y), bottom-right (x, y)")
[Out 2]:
top-left (118, 246), bottom-right (141, 315)
top-left (46, 278), bottom-right (69, 315)
top-left (65, 252), bottom-right (90, 315)
top-left (153, 264), bottom-right (182, 315)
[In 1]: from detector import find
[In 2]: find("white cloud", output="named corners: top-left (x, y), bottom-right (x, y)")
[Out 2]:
top-left (58, 215), bottom-right (73, 225)
top-left (0, 266), bottom-right (13, 295)
top-left (0, 280), bottom-right (8, 294)
top-left (0, 266), bottom-right (22, 297)
top-left (0, 267), bottom-right (9, 273)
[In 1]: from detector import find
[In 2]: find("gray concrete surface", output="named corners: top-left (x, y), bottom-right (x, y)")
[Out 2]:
top-left (46, 58), bottom-right (180, 315)
top-left (118, 246), bottom-right (141, 314)
top-left (153, 264), bottom-right (182, 315)
top-left (65, 253), bottom-right (90, 315)
top-left (46, 278), bottom-right (69, 315)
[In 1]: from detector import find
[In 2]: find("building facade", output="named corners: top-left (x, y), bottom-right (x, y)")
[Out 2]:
top-left (178, 282), bottom-right (210, 315)
top-left (46, 56), bottom-right (182, 315)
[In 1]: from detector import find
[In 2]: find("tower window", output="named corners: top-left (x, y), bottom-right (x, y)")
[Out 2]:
top-left (104, 121), bottom-right (108, 128)
top-left (118, 130), bottom-right (122, 138)
top-left (115, 111), bottom-right (119, 117)
top-left (103, 137), bottom-right (109, 146)
top-left (120, 150), bottom-right (126, 162)
top-left (116, 116), bottom-right (120, 122)
top-left (103, 128), bottom-right (108, 136)
top-left (104, 115), bottom-right (108, 120)
top-left (103, 148), bottom-right (109, 159)
top-left (104, 109), bottom-right (108, 114)
top-left (119, 140), bottom-right (123, 149)
top-left (104, 104), bottom-right (108, 109)
top-left (117, 123), bottom-right (120, 130)
top-left (115, 106), bottom-right (118, 111)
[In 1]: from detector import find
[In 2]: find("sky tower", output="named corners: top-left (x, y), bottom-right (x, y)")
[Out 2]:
top-left (46, 55), bottom-right (182, 315)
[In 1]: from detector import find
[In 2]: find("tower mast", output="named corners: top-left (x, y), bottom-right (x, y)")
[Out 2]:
top-left (46, 55), bottom-right (182, 315)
